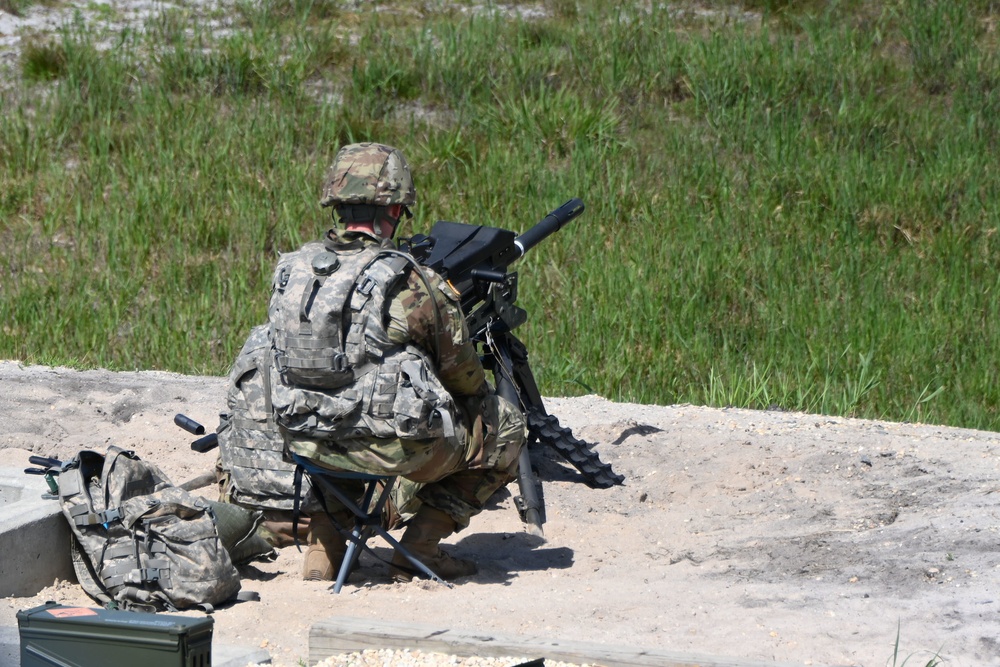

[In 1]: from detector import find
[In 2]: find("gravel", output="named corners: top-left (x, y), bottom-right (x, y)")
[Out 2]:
top-left (250, 649), bottom-right (601, 667)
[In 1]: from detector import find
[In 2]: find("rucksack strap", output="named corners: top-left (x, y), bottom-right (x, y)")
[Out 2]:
top-left (375, 250), bottom-right (448, 364)
top-left (261, 346), bottom-right (274, 418)
top-left (69, 537), bottom-right (115, 608)
top-left (69, 505), bottom-right (123, 527)
top-left (292, 464), bottom-right (305, 553)
top-left (344, 253), bottom-right (411, 362)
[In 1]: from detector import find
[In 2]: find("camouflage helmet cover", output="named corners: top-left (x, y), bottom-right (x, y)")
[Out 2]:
top-left (319, 142), bottom-right (417, 208)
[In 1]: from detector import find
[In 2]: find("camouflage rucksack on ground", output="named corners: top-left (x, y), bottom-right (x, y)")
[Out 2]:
top-left (56, 447), bottom-right (242, 612)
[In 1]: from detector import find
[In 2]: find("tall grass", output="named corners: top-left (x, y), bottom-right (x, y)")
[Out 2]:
top-left (2, 1), bottom-right (999, 430)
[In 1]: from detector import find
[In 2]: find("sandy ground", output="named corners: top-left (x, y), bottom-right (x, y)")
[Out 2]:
top-left (0, 360), bottom-right (998, 667)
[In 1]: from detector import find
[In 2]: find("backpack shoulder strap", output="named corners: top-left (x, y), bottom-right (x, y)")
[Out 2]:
top-left (362, 250), bottom-right (446, 362)
top-left (343, 251), bottom-right (416, 362)
top-left (69, 536), bottom-right (115, 608)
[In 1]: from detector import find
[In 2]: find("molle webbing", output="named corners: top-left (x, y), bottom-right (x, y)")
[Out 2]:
top-left (224, 417), bottom-right (289, 471)
top-left (341, 254), bottom-right (411, 420)
top-left (224, 414), bottom-right (294, 473)
top-left (218, 324), bottom-right (316, 512)
top-left (269, 244), bottom-right (460, 446)
top-left (270, 243), bottom-right (382, 388)
top-left (345, 253), bottom-right (411, 361)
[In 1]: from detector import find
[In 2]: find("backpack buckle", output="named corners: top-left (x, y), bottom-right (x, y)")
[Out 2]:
top-left (97, 508), bottom-right (122, 526)
top-left (332, 353), bottom-right (350, 372)
top-left (139, 568), bottom-right (161, 583)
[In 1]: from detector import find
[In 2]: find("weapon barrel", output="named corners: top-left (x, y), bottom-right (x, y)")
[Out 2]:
top-left (513, 198), bottom-right (584, 259)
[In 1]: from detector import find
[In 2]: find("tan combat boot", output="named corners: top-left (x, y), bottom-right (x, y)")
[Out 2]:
top-left (390, 505), bottom-right (478, 582)
top-left (302, 510), bottom-right (350, 582)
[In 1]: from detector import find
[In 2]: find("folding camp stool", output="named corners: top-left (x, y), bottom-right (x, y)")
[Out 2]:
top-left (291, 453), bottom-right (446, 593)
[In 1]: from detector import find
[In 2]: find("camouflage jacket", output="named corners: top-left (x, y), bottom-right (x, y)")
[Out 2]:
top-left (373, 235), bottom-right (486, 400)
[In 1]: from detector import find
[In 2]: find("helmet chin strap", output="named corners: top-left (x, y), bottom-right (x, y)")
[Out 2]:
top-left (375, 219), bottom-right (395, 239)
top-left (374, 205), bottom-right (402, 239)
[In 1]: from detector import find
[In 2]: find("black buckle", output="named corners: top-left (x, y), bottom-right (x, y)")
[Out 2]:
top-left (139, 568), bottom-right (161, 583)
top-left (332, 353), bottom-right (350, 372)
top-left (99, 508), bottom-right (123, 525)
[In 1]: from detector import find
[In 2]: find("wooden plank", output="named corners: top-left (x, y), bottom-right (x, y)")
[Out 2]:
top-left (309, 616), bottom-right (804, 667)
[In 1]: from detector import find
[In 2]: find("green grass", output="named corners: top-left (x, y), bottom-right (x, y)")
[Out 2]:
top-left (2, 0), bottom-right (1000, 431)
top-left (0, 0), bottom-right (64, 16)
top-left (889, 622), bottom-right (943, 667)
top-left (0, 0), bottom-right (29, 16)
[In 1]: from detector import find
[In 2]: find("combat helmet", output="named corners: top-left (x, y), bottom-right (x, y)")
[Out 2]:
top-left (319, 142), bottom-right (416, 211)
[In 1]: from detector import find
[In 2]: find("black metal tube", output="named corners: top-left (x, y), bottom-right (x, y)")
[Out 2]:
top-left (191, 433), bottom-right (219, 453)
top-left (494, 346), bottom-right (544, 536)
top-left (28, 455), bottom-right (62, 468)
top-left (513, 198), bottom-right (584, 259)
top-left (174, 413), bottom-right (205, 436)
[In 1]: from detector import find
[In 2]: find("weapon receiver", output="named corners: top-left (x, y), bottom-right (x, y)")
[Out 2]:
top-left (406, 198), bottom-right (624, 535)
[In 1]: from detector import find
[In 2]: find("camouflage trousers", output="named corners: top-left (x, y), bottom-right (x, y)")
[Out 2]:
top-left (285, 394), bottom-right (527, 530)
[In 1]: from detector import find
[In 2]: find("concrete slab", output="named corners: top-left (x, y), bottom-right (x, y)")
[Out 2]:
top-left (0, 625), bottom-right (18, 667)
top-left (0, 467), bottom-right (74, 597)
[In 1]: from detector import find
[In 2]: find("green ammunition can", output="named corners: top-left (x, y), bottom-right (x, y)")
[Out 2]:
top-left (17, 602), bottom-right (213, 667)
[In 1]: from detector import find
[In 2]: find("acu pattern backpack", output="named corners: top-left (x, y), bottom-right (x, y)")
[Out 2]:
top-left (57, 447), bottom-right (242, 612)
top-left (215, 323), bottom-right (318, 513)
top-left (267, 238), bottom-right (459, 444)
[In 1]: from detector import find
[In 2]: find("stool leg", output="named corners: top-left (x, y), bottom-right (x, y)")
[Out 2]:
top-left (332, 481), bottom-right (379, 594)
top-left (334, 524), bottom-right (365, 594)
top-left (330, 480), bottom-right (384, 593)
top-left (311, 473), bottom-right (451, 591)
top-left (375, 527), bottom-right (448, 585)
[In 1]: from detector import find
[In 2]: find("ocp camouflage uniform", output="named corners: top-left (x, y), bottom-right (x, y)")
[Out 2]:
top-left (283, 228), bottom-right (527, 530)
